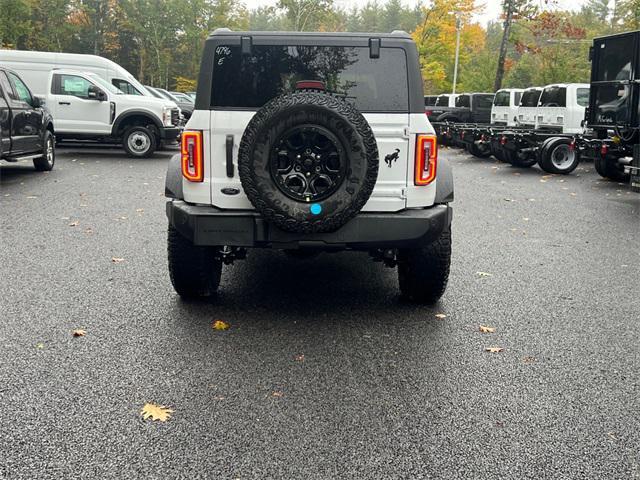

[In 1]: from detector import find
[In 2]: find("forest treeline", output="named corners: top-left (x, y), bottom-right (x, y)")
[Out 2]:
top-left (0, 0), bottom-right (638, 93)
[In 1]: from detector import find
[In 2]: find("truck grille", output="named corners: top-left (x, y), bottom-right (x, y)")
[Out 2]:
top-left (171, 109), bottom-right (180, 126)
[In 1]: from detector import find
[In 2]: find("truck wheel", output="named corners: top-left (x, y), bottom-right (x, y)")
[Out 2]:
top-left (594, 155), bottom-right (629, 182)
top-left (398, 229), bottom-right (451, 305)
top-left (167, 225), bottom-right (222, 299)
top-left (504, 149), bottom-right (537, 168)
top-left (539, 137), bottom-right (580, 174)
top-left (123, 126), bottom-right (157, 158)
top-left (468, 142), bottom-right (491, 158)
top-left (238, 90), bottom-right (378, 234)
top-left (33, 131), bottom-right (55, 171)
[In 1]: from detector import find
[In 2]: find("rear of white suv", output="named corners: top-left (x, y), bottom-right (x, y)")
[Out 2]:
top-left (165, 30), bottom-right (454, 304)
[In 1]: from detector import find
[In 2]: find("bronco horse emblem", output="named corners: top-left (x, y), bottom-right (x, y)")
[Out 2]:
top-left (384, 149), bottom-right (400, 168)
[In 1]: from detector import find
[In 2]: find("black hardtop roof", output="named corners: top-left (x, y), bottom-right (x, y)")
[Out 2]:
top-left (208, 28), bottom-right (412, 40)
top-left (593, 29), bottom-right (639, 42)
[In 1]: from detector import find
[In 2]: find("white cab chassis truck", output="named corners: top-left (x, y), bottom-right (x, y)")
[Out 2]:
top-left (165, 30), bottom-right (454, 304)
top-left (515, 87), bottom-right (542, 128)
top-left (491, 88), bottom-right (523, 126)
top-left (536, 83), bottom-right (590, 134)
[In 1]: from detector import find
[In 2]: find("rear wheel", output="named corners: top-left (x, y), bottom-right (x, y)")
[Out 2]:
top-left (594, 155), bottom-right (629, 182)
top-left (539, 137), bottom-right (580, 174)
top-left (33, 131), bottom-right (55, 171)
top-left (167, 225), bottom-right (222, 299)
top-left (123, 125), bottom-right (157, 158)
top-left (398, 229), bottom-right (451, 305)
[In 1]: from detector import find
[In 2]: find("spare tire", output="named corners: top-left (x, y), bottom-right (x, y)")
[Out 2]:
top-left (238, 91), bottom-right (379, 233)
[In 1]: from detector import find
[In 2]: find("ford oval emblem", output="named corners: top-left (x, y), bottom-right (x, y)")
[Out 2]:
top-left (221, 188), bottom-right (240, 195)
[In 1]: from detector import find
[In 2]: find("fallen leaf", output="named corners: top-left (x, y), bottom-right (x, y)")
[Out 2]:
top-left (272, 391), bottom-right (284, 398)
top-left (141, 403), bottom-right (174, 422)
top-left (36, 342), bottom-right (44, 350)
top-left (136, 208), bottom-right (144, 213)
top-left (479, 325), bottom-right (495, 333)
top-left (570, 192), bottom-right (577, 196)
top-left (476, 271), bottom-right (493, 277)
top-left (485, 347), bottom-right (503, 353)
top-left (294, 354), bottom-right (305, 362)
top-left (72, 329), bottom-right (86, 337)
top-left (26, 195), bottom-right (38, 199)
top-left (111, 257), bottom-right (125, 263)
top-left (523, 356), bottom-right (536, 363)
top-left (68, 221), bottom-right (79, 227)
top-left (503, 198), bottom-right (514, 202)
top-left (84, 228), bottom-right (93, 234)
top-left (212, 320), bottom-right (230, 331)
top-left (435, 313), bottom-right (447, 319)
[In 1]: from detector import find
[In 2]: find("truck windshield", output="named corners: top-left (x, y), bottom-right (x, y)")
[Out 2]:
top-left (577, 88), bottom-right (589, 107)
top-left (473, 95), bottom-right (494, 109)
top-left (424, 96), bottom-right (437, 106)
top-left (211, 45), bottom-right (409, 112)
top-left (434, 95), bottom-right (449, 106)
top-left (493, 91), bottom-right (510, 106)
top-left (520, 89), bottom-right (541, 107)
top-left (455, 95), bottom-right (470, 108)
top-left (539, 86), bottom-right (566, 107)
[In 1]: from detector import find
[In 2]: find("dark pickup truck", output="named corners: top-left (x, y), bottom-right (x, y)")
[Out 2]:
top-left (0, 67), bottom-right (55, 171)
top-left (435, 93), bottom-right (495, 124)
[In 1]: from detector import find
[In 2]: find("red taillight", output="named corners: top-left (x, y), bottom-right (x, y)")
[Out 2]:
top-left (569, 140), bottom-right (576, 151)
top-left (600, 144), bottom-right (609, 156)
top-left (425, 110), bottom-right (432, 116)
top-left (415, 135), bottom-right (437, 186)
top-left (181, 130), bottom-right (203, 182)
top-left (500, 136), bottom-right (507, 146)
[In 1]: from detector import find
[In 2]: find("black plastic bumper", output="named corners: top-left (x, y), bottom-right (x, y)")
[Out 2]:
top-left (166, 200), bottom-right (452, 249)
top-left (160, 127), bottom-right (181, 140)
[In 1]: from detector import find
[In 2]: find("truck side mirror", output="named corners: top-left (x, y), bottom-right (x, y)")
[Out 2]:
top-left (88, 85), bottom-right (106, 101)
top-left (31, 96), bottom-right (43, 108)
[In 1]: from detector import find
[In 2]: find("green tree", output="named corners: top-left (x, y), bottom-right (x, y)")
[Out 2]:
top-left (277, 0), bottom-right (333, 31)
top-left (0, 0), bottom-right (31, 48)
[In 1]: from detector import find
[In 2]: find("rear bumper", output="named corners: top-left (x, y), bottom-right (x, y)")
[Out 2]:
top-left (166, 200), bottom-right (452, 249)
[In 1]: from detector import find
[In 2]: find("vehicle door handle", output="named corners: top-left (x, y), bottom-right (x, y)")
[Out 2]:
top-left (226, 135), bottom-right (234, 178)
top-left (58, 101), bottom-right (71, 105)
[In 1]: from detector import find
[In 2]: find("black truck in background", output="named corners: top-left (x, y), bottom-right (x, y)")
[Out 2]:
top-left (0, 67), bottom-right (55, 171)
top-left (435, 93), bottom-right (495, 124)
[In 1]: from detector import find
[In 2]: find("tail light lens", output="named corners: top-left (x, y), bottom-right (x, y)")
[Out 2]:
top-left (415, 135), bottom-right (437, 186)
top-left (181, 130), bottom-right (203, 182)
top-left (600, 144), bottom-right (609, 156)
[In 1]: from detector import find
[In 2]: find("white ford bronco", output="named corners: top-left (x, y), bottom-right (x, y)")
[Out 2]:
top-left (165, 30), bottom-right (454, 304)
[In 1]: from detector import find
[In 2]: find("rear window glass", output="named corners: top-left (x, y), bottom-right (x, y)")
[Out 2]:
top-left (594, 36), bottom-right (632, 81)
top-left (576, 88), bottom-right (590, 107)
top-left (520, 89), bottom-right (541, 107)
top-left (211, 45), bottom-right (408, 112)
top-left (424, 95), bottom-right (437, 106)
top-left (493, 91), bottom-right (510, 106)
top-left (456, 95), bottom-right (470, 108)
top-left (435, 95), bottom-right (449, 106)
top-left (473, 95), bottom-right (494, 109)
top-left (539, 86), bottom-right (566, 107)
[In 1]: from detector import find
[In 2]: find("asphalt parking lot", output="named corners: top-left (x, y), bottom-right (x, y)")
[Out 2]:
top-left (1, 145), bottom-right (639, 479)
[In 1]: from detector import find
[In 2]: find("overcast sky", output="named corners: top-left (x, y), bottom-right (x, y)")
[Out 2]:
top-left (247, 0), bottom-right (590, 25)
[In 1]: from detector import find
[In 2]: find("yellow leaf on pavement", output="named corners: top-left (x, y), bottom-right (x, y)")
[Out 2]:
top-left (479, 325), bottom-right (495, 333)
top-left (485, 347), bottom-right (503, 353)
top-left (212, 320), bottom-right (230, 331)
top-left (72, 329), bottom-right (86, 337)
top-left (435, 313), bottom-right (447, 319)
top-left (111, 257), bottom-right (125, 263)
top-left (141, 403), bottom-right (174, 422)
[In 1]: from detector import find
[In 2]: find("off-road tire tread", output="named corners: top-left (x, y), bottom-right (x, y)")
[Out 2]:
top-left (398, 229), bottom-right (452, 305)
top-left (167, 225), bottom-right (222, 299)
top-left (238, 91), bottom-right (378, 233)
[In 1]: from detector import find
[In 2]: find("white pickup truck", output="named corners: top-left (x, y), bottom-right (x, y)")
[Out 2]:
top-left (536, 83), bottom-right (590, 134)
top-left (39, 69), bottom-right (180, 157)
top-left (491, 88), bottom-right (523, 126)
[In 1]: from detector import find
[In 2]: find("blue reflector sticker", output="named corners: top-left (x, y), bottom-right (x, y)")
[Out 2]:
top-left (310, 204), bottom-right (322, 215)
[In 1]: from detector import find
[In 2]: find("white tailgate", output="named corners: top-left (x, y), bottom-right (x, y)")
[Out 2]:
top-left (207, 111), bottom-right (409, 212)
